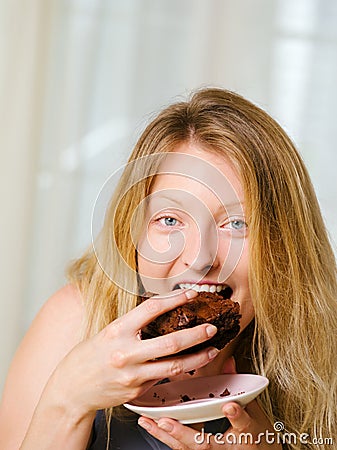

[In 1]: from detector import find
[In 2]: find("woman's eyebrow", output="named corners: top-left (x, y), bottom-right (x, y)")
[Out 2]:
top-left (223, 201), bottom-right (245, 211)
top-left (149, 193), bottom-right (184, 207)
top-left (148, 193), bottom-right (244, 212)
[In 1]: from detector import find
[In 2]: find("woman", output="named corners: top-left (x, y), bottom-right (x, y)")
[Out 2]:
top-left (0, 88), bottom-right (336, 449)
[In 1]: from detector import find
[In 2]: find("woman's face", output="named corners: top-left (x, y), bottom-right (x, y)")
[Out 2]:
top-left (137, 142), bottom-right (254, 332)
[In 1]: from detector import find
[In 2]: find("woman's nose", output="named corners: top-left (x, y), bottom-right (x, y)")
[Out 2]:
top-left (181, 223), bottom-right (219, 273)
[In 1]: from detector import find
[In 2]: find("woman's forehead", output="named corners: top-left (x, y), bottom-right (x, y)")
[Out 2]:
top-left (150, 143), bottom-right (244, 205)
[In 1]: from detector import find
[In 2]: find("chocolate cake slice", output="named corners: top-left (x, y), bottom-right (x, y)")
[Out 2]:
top-left (141, 291), bottom-right (241, 354)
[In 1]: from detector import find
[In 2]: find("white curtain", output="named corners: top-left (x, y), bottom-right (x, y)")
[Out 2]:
top-left (1, 0), bottom-right (336, 391)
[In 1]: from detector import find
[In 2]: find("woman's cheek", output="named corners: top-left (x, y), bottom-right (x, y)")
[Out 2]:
top-left (240, 299), bottom-right (255, 330)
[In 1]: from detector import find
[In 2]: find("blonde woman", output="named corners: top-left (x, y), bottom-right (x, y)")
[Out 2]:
top-left (0, 88), bottom-right (336, 450)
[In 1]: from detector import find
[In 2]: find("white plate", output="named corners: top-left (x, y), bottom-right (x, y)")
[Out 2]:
top-left (124, 374), bottom-right (269, 424)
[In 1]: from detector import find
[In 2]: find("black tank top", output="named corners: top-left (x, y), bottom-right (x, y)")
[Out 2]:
top-left (88, 409), bottom-right (230, 450)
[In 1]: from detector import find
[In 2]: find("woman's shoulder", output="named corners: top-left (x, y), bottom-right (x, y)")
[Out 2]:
top-left (43, 283), bottom-right (84, 311)
top-left (38, 283), bottom-right (84, 327)
top-left (1, 283), bottom-right (85, 391)
top-left (25, 283), bottom-right (85, 351)
top-left (0, 284), bottom-right (85, 448)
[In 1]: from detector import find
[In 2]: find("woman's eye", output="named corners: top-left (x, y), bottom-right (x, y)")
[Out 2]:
top-left (158, 217), bottom-right (179, 227)
top-left (230, 219), bottom-right (246, 230)
top-left (221, 218), bottom-right (248, 234)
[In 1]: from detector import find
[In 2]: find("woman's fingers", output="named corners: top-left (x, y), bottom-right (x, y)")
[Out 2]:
top-left (139, 346), bottom-right (220, 381)
top-left (222, 402), bottom-right (252, 433)
top-left (138, 417), bottom-right (186, 449)
top-left (107, 289), bottom-right (198, 336)
top-left (222, 401), bottom-right (282, 448)
top-left (93, 289), bottom-right (222, 402)
top-left (138, 402), bottom-right (281, 450)
top-left (139, 323), bottom-right (217, 360)
top-left (139, 416), bottom-right (219, 449)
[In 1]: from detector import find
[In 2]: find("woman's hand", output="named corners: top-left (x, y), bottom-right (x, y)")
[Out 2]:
top-left (138, 357), bottom-right (281, 449)
top-left (43, 289), bottom-right (220, 418)
top-left (138, 400), bottom-right (281, 449)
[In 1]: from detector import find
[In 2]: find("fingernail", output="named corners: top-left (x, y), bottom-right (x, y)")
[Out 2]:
top-left (208, 347), bottom-right (220, 359)
top-left (158, 421), bottom-right (173, 432)
top-left (224, 405), bottom-right (236, 417)
top-left (185, 290), bottom-right (198, 300)
top-left (138, 418), bottom-right (151, 430)
top-left (206, 324), bottom-right (217, 337)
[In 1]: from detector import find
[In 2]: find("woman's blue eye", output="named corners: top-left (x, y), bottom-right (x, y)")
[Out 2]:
top-left (231, 219), bottom-right (246, 230)
top-left (223, 219), bottom-right (247, 233)
top-left (161, 217), bottom-right (178, 226)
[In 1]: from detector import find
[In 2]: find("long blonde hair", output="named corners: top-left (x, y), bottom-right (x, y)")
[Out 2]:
top-left (68, 88), bottom-right (337, 449)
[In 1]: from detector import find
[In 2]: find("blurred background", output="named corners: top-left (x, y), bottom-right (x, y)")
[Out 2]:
top-left (1, 0), bottom-right (336, 392)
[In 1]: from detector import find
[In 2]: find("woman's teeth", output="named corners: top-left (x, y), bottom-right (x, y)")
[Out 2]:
top-left (178, 283), bottom-right (228, 293)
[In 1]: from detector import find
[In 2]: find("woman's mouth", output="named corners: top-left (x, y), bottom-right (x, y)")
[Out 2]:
top-left (172, 283), bottom-right (233, 299)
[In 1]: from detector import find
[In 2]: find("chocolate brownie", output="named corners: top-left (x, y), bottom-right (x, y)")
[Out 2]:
top-left (141, 291), bottom-right (241, 354)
